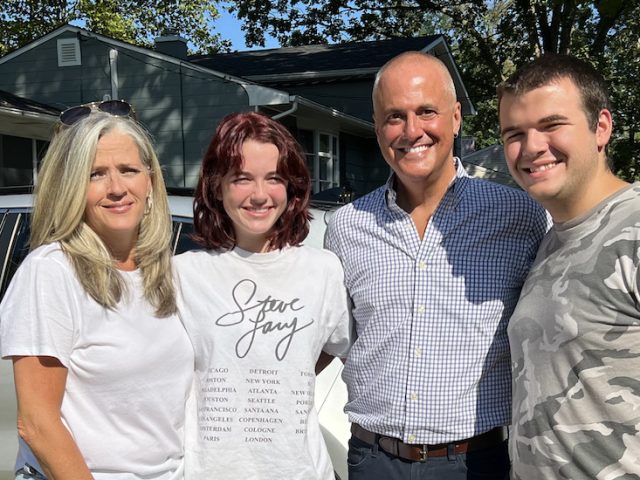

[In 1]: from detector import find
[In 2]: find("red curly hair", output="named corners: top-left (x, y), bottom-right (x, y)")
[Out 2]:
top-left (193, 111), bottom-right (311, 251)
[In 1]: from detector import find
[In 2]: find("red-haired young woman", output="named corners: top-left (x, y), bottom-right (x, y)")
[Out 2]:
top-left (174, 112), bottom-right (352, 479)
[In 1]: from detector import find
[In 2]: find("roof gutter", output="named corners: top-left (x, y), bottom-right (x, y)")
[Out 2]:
top-left (0, 107), bottom-right (58, 122)
top-left (0, 107), bottom-right (58, 141)
top-left (244, 84), bottom-right (291, 106)
top-left (296, 96), bottom-right (374, 132)
top-left (243, 84), bottom-right (373, 135)
top-left (271, 97), bottom-right (299, 120)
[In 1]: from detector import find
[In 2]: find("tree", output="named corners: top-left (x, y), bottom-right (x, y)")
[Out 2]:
top-left (602, 4), bottom-right (640, 179)
top-left (228, 0), bottom-right (639, 174)
top-left (0, 0), bottom-right (230, 56)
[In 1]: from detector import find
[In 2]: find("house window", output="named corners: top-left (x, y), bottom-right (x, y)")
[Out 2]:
top-left (298, 129), bottom-right (339, 193)
top-left (0, 135), bottom-right (48, 187)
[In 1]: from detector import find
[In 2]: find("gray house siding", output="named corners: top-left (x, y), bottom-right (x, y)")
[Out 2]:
top-left (0, 26), bottom-right (383, 197)
top-left (0, 31), bottom-right (250, 188)
top-left (0, 32), bottom-right (84, 108)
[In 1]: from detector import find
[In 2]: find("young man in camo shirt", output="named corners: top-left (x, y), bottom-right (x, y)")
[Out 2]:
top-left (499, 54), bottom-right (640, 479)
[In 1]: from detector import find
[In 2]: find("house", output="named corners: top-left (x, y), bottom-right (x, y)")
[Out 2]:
top-left (191, 35), bottom-right (476, 195)
top-left (0, 26), bottom-right (478, 196)
top-left (0, 90), bottom-right (58, 188)
top-left (190, 35), bottom-right (475, 123)
top-left (461, 144), bottom-right (517, 188)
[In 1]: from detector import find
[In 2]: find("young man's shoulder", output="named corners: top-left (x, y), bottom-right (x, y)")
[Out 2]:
top-left (613, 182), bottom-right (640, 206)
top-left (600, 183), bottom-right (640, 226)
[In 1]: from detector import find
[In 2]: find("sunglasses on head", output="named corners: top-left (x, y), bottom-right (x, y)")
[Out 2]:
top-left (59, 100), bottom-right (136, 126)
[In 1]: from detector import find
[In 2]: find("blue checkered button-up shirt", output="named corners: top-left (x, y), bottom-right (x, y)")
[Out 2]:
top-left (326, 160), bottom-right (549, 444)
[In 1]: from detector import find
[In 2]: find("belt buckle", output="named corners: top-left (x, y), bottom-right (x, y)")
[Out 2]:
top-left (419, 445), bottom-right (428, 461)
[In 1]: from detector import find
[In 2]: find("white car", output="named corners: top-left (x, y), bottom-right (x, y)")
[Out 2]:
top-left (0, 193), bottom-right (350, 480)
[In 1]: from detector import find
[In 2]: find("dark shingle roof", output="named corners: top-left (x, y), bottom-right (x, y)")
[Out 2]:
top-left (190, 35), bottom-right (442, 77)
top-left (0, 90), bottom-right (61, 116)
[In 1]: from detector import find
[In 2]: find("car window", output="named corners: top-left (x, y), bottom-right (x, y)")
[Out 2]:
top-left (171, 217), bottom-right (201, 255)
top-left (0, 211), bottom-right (30, 298)
top-left (0, 211), bottom-right (202, 298)
top-left (0, 205), bottom-right (335, 294)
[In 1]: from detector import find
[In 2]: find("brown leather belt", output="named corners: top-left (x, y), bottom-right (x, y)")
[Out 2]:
top-left (351, 423), bottom-right (508, 462)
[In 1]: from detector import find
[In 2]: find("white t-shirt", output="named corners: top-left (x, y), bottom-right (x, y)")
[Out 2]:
top-left (0, 243), bottom-right (194, 480)
top-left (174, 245), bottom-right (352, 480)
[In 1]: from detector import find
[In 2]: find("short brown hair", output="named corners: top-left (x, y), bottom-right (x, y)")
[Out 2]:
top-left (193, 111), bottom-right (311, 251)
top-left (497, 54), bottom-right (610, 132)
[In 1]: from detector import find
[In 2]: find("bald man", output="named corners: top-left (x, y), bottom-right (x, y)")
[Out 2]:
top-left (325, 52), bottom-right (549, 479)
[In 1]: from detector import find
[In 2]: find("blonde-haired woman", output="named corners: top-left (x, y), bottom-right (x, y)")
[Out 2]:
top-left (0, 101), bottom-right (193, 480)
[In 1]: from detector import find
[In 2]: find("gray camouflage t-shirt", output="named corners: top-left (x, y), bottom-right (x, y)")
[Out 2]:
top-left (509, 183), bottom-right (640, 480)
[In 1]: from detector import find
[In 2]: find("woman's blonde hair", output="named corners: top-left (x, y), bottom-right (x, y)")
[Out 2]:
top-left (31, 112), bottom-right (176, 316)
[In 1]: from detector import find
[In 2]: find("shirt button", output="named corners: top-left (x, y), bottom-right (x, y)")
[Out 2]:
top-left (410, 392), bottom-right (418, 401)
top-left (417, 305), bottom-right (425, 314)
top-left (408, 434), bottom-right (416, 443)
top-left (415, 347), bottom-right (422, 357)
top-left (417, 261), bottom-right (426, 270)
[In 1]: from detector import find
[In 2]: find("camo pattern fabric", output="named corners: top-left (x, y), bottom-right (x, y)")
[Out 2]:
top-left (508, 183), bottom-right (640, 480)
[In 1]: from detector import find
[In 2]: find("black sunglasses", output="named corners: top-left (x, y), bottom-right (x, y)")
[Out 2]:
top-left (59, 100), bottom-right (136, 125)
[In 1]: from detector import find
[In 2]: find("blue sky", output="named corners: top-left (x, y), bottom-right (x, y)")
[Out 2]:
top-left (214, 7), bottom-right (280, 51)
top-left (70, 7), bottom-right (279, 53)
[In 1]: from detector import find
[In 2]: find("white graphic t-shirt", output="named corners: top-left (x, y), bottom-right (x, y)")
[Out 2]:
top-left (0, 243), bottom-right (194, 480)
top-left (174, 245), bottom-right (352, 480)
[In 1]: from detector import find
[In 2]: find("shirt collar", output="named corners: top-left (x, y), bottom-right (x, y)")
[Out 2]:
top-left (384, 157), bottom-right (468, 212)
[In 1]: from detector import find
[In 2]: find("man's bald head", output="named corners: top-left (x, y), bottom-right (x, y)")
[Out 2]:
top-left (372, 52), bottom-right (457, 113)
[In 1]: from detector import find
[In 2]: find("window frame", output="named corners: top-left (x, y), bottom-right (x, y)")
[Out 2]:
top-left (298, 129), bottom-right (340, 194)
